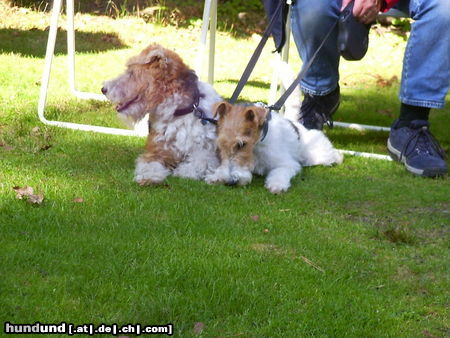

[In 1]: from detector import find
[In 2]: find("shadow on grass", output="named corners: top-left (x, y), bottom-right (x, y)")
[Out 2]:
top-left (327, 129), bottom-right (389, 146)
top-left (3, 85), bottom-right (449, 168)
top-left (218, 79), bottom-right (271, 91)
top-left (3, 130), bottom-right (142, 180)
top-left (0, 28), bottom-right (127, 58)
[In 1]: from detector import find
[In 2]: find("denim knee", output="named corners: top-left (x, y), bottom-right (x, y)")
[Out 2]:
top-left (290, 0), bottom-right (341, 95)
top-left (400, 0), bottom-right (450, 108)
top-left (291, 0), bottom-right (339, 30)
top-left (411, 0), bottom-right (450, 26)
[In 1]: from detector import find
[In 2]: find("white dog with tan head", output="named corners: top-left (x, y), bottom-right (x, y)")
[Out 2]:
top-left (206, 101), bottom-right (343, 194)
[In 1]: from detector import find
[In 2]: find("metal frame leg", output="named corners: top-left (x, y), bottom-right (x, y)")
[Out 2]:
top-left (66, 0), bottom-right (106, 101)
top-left (196, 0), bottom-right (217, 84)
top-left (269, 7), bottom-right (291, 107)
top-left (38, 0), bottom-right (140, 136)
top-left (196, 0), bottom-right (212, 79)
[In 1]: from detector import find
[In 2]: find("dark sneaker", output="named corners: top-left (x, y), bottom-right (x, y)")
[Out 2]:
top-left (387, 119), bottom-right (448, 177)
top-left (299, 85), bottom-right (340, 130)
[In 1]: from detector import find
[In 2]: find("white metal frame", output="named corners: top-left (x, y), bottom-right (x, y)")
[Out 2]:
top-left (196, 0), bottom-right (218, 84)
top-left (38, 0), bottom-right (219, 137)
top-left (38, 0), bottom-right (399, 159)
top-left (38, 0), bottom-right (140, 136)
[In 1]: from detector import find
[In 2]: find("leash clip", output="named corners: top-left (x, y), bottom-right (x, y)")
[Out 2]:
top-left (192, 103), bottom-right (206, 125)
top-left (193, 103), bottom-right (217, 125)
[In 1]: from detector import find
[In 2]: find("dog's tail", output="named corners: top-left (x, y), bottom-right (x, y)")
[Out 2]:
top-left (275, 60), bottom-right (301, 122)
top-left (297, 124), bottom-right (344, 166)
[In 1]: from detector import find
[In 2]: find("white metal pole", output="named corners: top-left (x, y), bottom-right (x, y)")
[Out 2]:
top-left (268, 53), bottom-right (281, 105)
top-left (208, 0), bottom-right (217, 84)
top-left (334, 121), bottom-right (390, 132)
top-left (196, 0), bottom-right (212, 78)
top-left (278, 7), bottom-right (291, 113)
top-left (269, 6), bottom-right (291, 106)
top-left (339, 149), bottom-right (392, 161)
top-left (66, 0), bottom-right (106, 100)
top-left (38, 0), bottom-right (63, 123)
top-left (66, 0), bottom-right (76, 93)
top-left (281, 8), bottom-right (291, 64)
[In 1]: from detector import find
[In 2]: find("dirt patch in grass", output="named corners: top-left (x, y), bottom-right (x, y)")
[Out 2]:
top-left (344, 201), bottom-right (450, 246)
top-left (377, 225), bottom-right (416, 245)
top-left (251, 243), bottom-right (287, 255)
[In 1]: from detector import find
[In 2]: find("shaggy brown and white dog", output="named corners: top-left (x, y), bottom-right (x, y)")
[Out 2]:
top-left (102, 44), bottom-right (222, 185)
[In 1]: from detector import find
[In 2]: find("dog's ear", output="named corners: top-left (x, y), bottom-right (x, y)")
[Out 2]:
top-left (213, 101), bottom-right (231, 119)
top-left (142, 50), bottom-right (169, 68)
top-left (145, 50), bottom-right (167, 65)
top-left (245, 106), bottom-right (268, 126)
top-left (127, 48), bottom-right (167, 67)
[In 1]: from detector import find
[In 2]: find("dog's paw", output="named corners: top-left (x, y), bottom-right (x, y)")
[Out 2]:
top-left (135, 178), bottom-right (162, 186)
top-left (205, 173), bottom-right (225, 185)
top-left (205, 167), bottom-right (230, 185)
top-left (265, 175), bottom-right (291, 194)
top-left (230, 168), bottom-right (252, 186)
top-left (134, 160), bottom-right (170, 185)
top-left (265, 182), bottom-right (290, 194)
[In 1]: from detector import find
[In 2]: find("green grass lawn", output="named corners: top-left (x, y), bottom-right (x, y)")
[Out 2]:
top-left (1, 2), bottom-right (449, 337)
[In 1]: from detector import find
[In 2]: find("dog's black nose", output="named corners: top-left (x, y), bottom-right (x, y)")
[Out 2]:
top-left (101, 87), bottom-right (107, 95)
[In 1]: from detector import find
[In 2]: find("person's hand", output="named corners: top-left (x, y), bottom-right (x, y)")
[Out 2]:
top-left (341, 0), bottom-right (382, 24)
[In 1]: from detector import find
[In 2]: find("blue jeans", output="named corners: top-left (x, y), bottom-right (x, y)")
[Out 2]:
top-left (291, 0), bottom-right (450, 108)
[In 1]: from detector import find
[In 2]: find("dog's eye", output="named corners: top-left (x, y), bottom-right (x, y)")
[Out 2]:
top-left (235, 141), bottom-right (246, 151)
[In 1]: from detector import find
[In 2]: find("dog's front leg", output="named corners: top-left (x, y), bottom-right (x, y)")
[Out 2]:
top-left (134, 132), bottom-right (178, 185)
top-left (265, 163), bottom-right (301, 194)
top-left (173, 148), bottom-right (219, 181)
top-left (135, 157), bottom-right (171, 185)
top-left (206, 161), bottom-right (252, 186)
top-left (205, 158), bottom-right (233, 184)
top-left (230, 166), bottom-right (253, 186)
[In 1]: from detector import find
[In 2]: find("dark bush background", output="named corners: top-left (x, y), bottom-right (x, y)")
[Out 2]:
top-left (6, 0), bottom-right (267, 36)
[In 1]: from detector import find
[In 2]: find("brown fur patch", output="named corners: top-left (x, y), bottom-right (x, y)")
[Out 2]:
top-left (142, 129), bottom-right (181, 169)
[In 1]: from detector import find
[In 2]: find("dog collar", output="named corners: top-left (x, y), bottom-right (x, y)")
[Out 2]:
top-left (173, 82), bottom-right (217, 125)
top-left (259, 110), bottom-right (272, 142)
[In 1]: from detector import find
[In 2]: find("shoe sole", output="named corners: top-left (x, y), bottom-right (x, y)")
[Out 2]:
top-left (387, 139), bottom-right (448, 177)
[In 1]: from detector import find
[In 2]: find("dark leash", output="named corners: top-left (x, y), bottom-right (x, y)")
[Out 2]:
top-left (229, 0), bottom-right (285, 105)
top-left (228, 0), bottom-right (337, 142)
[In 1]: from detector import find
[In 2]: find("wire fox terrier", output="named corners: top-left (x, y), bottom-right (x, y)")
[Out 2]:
top-left (206, 101), bottom-right (343, 194)
top-left (102, 44), bottom-right (222, 185)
